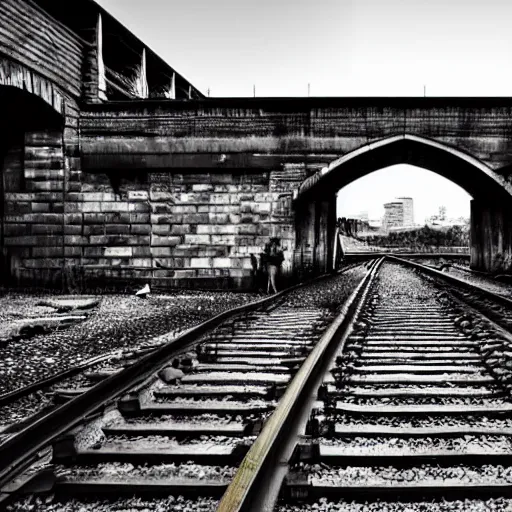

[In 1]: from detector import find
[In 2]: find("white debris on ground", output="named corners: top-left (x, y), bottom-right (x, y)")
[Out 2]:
top-left (135, 283), bottom-right (151, 298)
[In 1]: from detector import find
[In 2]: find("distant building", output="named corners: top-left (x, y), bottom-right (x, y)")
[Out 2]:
top-left (426, 206), bottom-right (468, 228)
top-left (397, 197), bottom-right (414, 226)
top-left (347, 211), bottom-right (369, 222)
top-left (382, 197), bottom-right (415, 231)
top-left (383, 202), bottom-right (405, 230)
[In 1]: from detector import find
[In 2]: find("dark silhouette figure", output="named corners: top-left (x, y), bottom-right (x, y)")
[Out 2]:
top-left (263, 237), bottom-right (285, 294)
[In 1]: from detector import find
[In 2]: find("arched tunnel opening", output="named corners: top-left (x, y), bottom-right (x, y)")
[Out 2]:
top-left (335, 164), bottom-right (471, 252)
top-left (0, 86), bottom-right (64, 285)
top-left (293, 135), bottom-right (512, 277)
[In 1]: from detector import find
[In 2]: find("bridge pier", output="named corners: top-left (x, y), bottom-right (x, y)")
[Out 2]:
top-left (294, 195), bottom-right (337, 278)
top-left (470, 200), bottom-right (512, 274)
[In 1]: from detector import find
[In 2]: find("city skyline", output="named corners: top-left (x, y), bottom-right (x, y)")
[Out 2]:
top-left (336, 165), bottom-right (472, 224)
top-left (345, 200), bottom-right (467, 224)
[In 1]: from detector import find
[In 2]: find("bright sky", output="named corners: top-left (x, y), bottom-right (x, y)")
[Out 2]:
top-left (95, 0), bottom-right (512, 98)
top-left (94, 0), bottom-right (499, 221)
top-left (336, 165), bottom-right (471, 224)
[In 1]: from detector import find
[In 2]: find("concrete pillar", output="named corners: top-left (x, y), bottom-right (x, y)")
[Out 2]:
top-left (315, 196), bottom-right (336, 273)
top-left (470, 199), bottom-right (512, 273)
top-left (294, 194), bottom-right (337, 277)
top-left (293, 200), bottom-right (315, 278)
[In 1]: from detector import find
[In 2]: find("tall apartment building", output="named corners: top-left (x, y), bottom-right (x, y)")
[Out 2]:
top-left (397, 197), bottom-right (414, 226)
top-left (382, 197), bottom-right (415, 231)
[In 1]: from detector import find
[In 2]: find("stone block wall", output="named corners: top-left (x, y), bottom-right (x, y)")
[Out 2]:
top-left (3, 130), bottom-right (65, 286)
top-left (41, 164), bottom-right (307, 290)
top-left (1, 89), bottom-right (82, 289)
top-left (470, 199), bottom-right (512, 273)
top-left (2, 127), bottom-right (319, 290)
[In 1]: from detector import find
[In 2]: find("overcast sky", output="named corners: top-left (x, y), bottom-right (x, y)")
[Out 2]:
top-left (95, 0), bottom-right (505, 220)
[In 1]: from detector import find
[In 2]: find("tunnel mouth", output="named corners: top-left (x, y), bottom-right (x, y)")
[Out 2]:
top-left (293, 134), bottom-right (512, 276)
top-left (0, 86), bottom-right (64, 133)
top-left (0, 85), bottom-right (65, 286)
top-left (297, 135), bottom-right (511, 205)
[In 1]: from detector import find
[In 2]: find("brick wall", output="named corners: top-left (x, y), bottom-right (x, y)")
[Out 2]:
top-left (0, 76), bottom-right (81, 288)
top-left (64, 166), bottom-right (304, 289)
top-left (3, 130), bottom-right (65, 286)
top-left (2, 126), bottom-right (314, 290)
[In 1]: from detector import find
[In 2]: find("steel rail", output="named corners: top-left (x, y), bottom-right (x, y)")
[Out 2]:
top-left (387, 255), bottom-right (512, 309)
top-left (388, 256), bottom-right (512, 395)
top-left (217, 257), bottom-right (385, 512)
top-left (215, 255), bottom-right (512, 511)
top-left (345, 252), bottom-right (470, 258)
top-left (0, 266), bottom-right (363, 490)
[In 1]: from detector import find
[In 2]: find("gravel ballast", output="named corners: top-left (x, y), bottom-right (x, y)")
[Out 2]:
top-left (277, 497), bottom-right (512, 512)
top-left (101, 434), bottom-right (255, 449)
top-left (334, 414), bottom-right (512, 429)
top-left (319, 435), bottom-right (512, 455)
top-left (3, 265), bottom-right (373, 509)
top-left (0, 264), bottom-right (368, 398)
top-left (296, 463), bottom-right (512, 486)
top-left (447, 267), bottom-right (512, 299)
top-left (55, 462), bottom-right (237, 482)
top-left (306, 262), bottom-right (512, 510)
top-left (6, 496), bottom-right (220, 512)
top-left (0, 291), bottom-right (258, 395)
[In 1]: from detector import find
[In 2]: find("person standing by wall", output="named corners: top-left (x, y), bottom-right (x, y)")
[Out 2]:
top-left (263, 237), bottom-right (285, 294)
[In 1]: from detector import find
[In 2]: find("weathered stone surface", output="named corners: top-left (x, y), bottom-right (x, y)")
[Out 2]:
top-left (128, 191), bottom-right (149, 201)
top-left (9, 78), bottom-right (512, 288)
top-left (104, 247), bottom-right (133, 257)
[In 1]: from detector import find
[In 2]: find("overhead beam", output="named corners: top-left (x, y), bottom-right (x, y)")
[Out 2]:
top-left (81, 152), bottom-right (331, 170)
top-left (97, 14), bottom-right (107, 101)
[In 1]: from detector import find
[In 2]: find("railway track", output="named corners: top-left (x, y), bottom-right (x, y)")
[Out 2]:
top-left (4, 258), bottom-right (512, 511)
top-left (0, 343), bottom-right (168, 445)
top-left (0, 263), bottom-right (368, 511)
top-left (219, 258), bottom-right (512, 511)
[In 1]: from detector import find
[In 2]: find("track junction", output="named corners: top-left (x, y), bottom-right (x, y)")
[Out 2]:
top-left (2, 258), bottom-right (512, 512)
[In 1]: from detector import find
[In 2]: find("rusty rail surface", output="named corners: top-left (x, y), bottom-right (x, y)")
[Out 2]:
top-left (217, 257), bottom-right (384, 512)
top-left (0, 266), bottom-right (363, 490)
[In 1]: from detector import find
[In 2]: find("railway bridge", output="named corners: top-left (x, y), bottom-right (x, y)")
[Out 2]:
top-left (2, 0), bottom-right (512, 289)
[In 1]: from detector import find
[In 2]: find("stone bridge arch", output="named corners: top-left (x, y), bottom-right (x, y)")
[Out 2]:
top-left (0, 59), bottom-right (67, 117)
top-left (294, 134), bottom-right (512, 275)
top-left (0, 82), bottom-right (67, 286)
